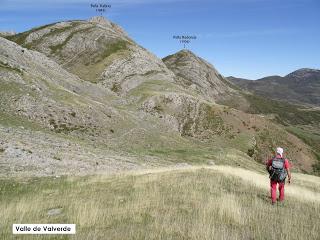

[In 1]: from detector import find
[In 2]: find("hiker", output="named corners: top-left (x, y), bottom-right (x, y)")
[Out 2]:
top-left (266, 147), bottom-right (291, 204)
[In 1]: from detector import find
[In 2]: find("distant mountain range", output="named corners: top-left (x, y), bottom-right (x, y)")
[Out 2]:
top-left (228, 68), bottom-right (320, 106)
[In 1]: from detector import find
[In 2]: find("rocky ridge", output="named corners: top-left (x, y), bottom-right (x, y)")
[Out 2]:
top-left (163, 50), bottom-right (236, 102)
top-left (6, 16), bottom-right (175, 95)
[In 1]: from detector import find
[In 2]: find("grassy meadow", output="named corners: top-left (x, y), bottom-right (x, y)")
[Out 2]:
top-left (1, 165), bottom-right (319, 240)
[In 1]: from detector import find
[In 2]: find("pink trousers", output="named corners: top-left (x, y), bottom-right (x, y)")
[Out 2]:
top-left (270, 180), bottom-right (285, 203)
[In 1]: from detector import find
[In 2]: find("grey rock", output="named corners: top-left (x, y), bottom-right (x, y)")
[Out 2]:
top-left (208, 160), bottom-right (215, 166)
top-left (47, 208), bottom-right (62, 216)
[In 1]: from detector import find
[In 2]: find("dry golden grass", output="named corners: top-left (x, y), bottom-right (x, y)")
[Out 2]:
top-left (0, 166), bottom-right (319, 240)
top-left (113, 165), bottom-right (320, 203)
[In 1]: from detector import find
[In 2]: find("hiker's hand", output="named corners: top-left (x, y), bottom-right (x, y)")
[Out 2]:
top-left (288, 178), bottom-right (291, 184)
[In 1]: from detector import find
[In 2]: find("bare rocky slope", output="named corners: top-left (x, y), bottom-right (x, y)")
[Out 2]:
top-left (163, 50), bottom-right (238, 102)
top-left (0, 36), bottom-right (180, 176)
top-left (5, 16), bottom-right (175, 95)
top-left (1, 17), bottom-right (319, 177)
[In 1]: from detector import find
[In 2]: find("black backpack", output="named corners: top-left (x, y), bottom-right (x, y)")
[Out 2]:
top-left (269, 157), bottom-right (287, 182)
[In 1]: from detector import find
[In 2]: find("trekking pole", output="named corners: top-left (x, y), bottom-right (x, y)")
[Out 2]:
top-left (269, 169), bottom-right (274, 180)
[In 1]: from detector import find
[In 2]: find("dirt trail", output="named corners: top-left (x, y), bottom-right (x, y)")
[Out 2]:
top-left (112, 165), bottom-right (320, 203)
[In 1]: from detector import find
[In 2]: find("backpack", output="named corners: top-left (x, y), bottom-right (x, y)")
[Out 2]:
top-left (269, 157), bottom-right (287, 182)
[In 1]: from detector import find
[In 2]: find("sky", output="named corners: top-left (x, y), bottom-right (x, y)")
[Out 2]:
top-left (0, 0), bottom-right (319, 79)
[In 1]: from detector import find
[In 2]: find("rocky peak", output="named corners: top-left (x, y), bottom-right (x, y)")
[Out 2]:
top-left (4, 17), bottom-right (174, 94)
top-left (88, 16), bottom-right (128, 37)
top-left (89, 16), bottom-right (113, 27)
top-left (175, 49), bottom-right (197, 57)
top-left (165, 49), bottom-right (208, 64)
top-left (163, 50), bottom-right (235, 101)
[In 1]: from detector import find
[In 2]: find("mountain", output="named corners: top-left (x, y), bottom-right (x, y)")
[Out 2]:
top-left (0, 31), bottom-right (15, 37)
top-left (163, 50), bottom-right (237, 102)
top-left (228, 68), bottom-right (320, 106)
top-left (1, 17), bottom-right (319, 177)
top-left (5, 16), bottom-right (175, 94)
top-left (0, 36), bottom-right (145, 176)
